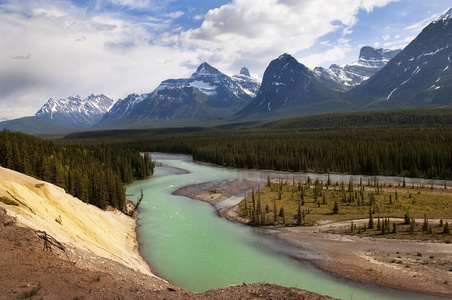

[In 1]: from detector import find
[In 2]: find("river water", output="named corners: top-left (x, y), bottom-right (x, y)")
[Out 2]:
top-left (127, 153), bottom-right (447, 299)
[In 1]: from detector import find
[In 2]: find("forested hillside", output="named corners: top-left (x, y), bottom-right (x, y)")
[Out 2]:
top-left (0, 129), bottom-right (153, 209)
top-left (132, 128), bottom-right (452, 179)
top-left (64, 109), bottom-right (452, 180)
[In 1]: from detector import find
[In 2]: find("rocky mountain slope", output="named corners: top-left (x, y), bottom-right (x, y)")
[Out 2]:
top-left (35, 94), bottom-right (114, 127)
top-left (314, 46), bottom-right (401, 91)
top-left (96, 64), bottom-right (260, 129)
top-left (236, 9), bottom-right (452, 120)
top-left (235, 53), bottom-right (350, 120)
top-left (0, 94), bottom-right (115, 136)
top-left (349, 8), bottom-right (452, 109)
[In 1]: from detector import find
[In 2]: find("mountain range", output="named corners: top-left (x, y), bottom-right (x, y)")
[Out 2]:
top-left (1, 8), bottom-right (451, 135)
top-left (95, 64), bottom-right (260, 129)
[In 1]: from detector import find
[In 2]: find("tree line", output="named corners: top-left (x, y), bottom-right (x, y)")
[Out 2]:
top-left (119, 126), bottom-right (452, 179)
top-left (0, 129), bottom-right (153, 210)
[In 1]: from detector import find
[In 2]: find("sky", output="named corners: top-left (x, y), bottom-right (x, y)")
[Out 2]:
top-left (0, 0), bottom-right (450, 120)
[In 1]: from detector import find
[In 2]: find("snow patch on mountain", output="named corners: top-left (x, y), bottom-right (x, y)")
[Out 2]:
top-left (314, 47), bottom-right (401, 91)
top-left (105, 93), bottom-right (148, 118)
top-left (189, 80), bottom-right (218, 96)
top-left (435, 8), bottom-right (452, 23)
top-left (35, 94), bottom-right (114, 127)
top-left (154, 63), bottom-right (260, 99)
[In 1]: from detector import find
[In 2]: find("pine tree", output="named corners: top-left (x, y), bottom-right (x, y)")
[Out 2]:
top-left (444, 222), bottom-right (450, 235)
top-left (368, 208), bottom-right (374, 229)
top-left (423, 214), bottom-right (429, 232)
top-left (251, 190), bottom-right (256, 224)
top-left (410, 218), bottom-right (416, 234)
top-left (257, 191), bottom-right (262, 224)
top-left (273, 199), bottom-right (277, 224)
top-left (279, 206), bottom-right (286, 225)
top-left (333, 201), bottom-right (339, 215)
top-left (296, 200), bottom-right (302, 226)
top-left (404, 211), bottom-right (411, 225)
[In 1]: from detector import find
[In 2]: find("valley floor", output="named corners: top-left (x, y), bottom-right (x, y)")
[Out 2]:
top-left (176, 179), bottom-right (452, 299)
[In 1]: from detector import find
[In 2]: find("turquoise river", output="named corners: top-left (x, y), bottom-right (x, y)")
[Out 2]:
top-left (127, 153), bottom-right (447, 300)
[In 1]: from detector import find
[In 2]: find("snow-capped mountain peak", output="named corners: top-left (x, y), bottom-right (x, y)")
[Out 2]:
top-left (435, 8), bottom-right (452, 23)
top-left (240, 67), bottom-right (251, 77)
top-left (314, 46), bottom-right (401, 91)
top-left (35, 94), bottom-right (114, 128)
top-left (232, 67), bottom-right (261, 98)
top-left (153, 62), bottom-right (260, 99)
top-left (192, 62), bottom-right (222, 77)
top-left (96, 63), bottom-right (261, 129)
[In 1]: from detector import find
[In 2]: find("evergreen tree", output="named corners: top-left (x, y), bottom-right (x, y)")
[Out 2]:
top-left (296, 200), bottom-right (302, 226)
top-left (393, 222), bottom-right (397, 234)
top-left (377, 216), bottom-right (381, 230)
top-left (368, 208), bottom-right (374, 229)
top-left (273, 199), bottom-right (277, 224)
top-left (444, 222), bottom-right (450, 235)
top-left (404, 211), bottom-right (411, 225)
top-left (410, 218), bottom-right (416, 234)
top-left (423, 214), bottom-right (429, 232)
top-left (333, 201), bottom-right (339, 215)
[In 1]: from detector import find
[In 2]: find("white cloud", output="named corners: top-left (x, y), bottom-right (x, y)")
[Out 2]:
top-left (299, 38), bottom-right (354, 68)
top-left (179, 0), bottom-right (397, 75)
top-left (404, 15), bottom-right (438, 32)
top-left (383, 35), bottom-right (415, 49)
top-left (0, 0), bottom-right (403, 119)
top-left (108, 0), bottom-right (165, 10)
top-left (0, 0), bottom-right (190, 118)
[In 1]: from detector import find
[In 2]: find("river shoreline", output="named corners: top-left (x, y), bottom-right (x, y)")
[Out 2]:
top-left (173, 177), bottom-right (452, 298)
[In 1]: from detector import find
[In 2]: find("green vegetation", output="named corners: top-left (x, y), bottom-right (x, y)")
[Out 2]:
top-left (4, 108), bottom-right (452, 216)
top-left (0, 129), bottom-right (153, 210)
top-left (237, 176), bottom-right (452, 241)
top-left (65, 109), bottom-right (452, 180)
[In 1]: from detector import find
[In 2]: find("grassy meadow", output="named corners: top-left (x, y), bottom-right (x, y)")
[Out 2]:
top-left (238, 176), bottom-right (452, 242)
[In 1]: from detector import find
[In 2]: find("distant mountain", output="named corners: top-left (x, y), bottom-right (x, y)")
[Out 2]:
top-left (0, 94), bottom-right (114, 136)
top-left (350, 8), bottom-right (452, 109)
top-left (0, 116), bottom-right (78, 136)
top-left (35, 94), bottom-right (114, 128)
top-left (314, 46), bottom-right (401, 91)
top-left (231, 67), bottom-right (261, 97)
top-left (235, 53), bottom-right (350, 120)
top-left (96, 63), bottom-right (260, 128)
top-left (237, 8), bottom-right (452, 120)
